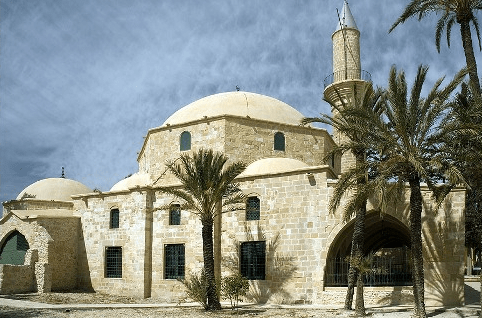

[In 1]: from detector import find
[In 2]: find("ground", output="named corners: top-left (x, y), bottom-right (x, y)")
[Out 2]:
top-left (0, 291), bottom-right (480, 318)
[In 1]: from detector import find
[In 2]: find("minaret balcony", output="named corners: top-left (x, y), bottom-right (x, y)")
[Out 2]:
top-left (323, 69), bottom-right (371, 88)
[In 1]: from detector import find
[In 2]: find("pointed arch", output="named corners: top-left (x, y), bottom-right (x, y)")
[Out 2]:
top-left (0, 230), bottom-right (30, 265)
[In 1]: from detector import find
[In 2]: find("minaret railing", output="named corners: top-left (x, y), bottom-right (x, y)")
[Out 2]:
top-left (323, 69), bottom-right (371, 88)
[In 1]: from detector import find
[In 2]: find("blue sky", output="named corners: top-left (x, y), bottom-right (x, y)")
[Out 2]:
top-left (0, 0), bottom-right (479, 205)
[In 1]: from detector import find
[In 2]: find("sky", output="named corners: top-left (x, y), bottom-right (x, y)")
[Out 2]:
top-left (0, 0), bottom-right (480, 206)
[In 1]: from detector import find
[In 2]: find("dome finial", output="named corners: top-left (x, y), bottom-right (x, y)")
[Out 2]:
top-left (61, 166), bottom-right (65, 178)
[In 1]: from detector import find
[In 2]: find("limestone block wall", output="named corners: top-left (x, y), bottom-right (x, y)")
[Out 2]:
top-left (224, 118), bottom-right (332, 168)
top-left (138, 119), bottom-right (226, 181)
top-left (223, 168), bottom-right (335, 304)
top-left (3, 200), bottom-right (73, 214)
top-left (77, 190), bottom-right (150, 297)
top-left (138, 117), bottom-right (336, 183)
top-left (36, 217), bottom-right (80, 291)
top-left (332, 28), bottom-right (361, 81)
top-left (0, 215), bottom-right (52, 293)
top-left (150, 192), bottom-right (204, 302)
top-left (0, 264), bottom-right (35, 294)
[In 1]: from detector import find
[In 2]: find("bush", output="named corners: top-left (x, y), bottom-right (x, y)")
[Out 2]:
top-left (221, 273), bottom-right (249, 309)
top-left (178, 270), bottom-right (209, 309)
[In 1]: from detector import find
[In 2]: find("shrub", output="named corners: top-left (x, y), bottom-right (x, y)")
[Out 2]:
top-left (178, 270), bottom-right (209, 309)
top-left (221, 273), bottom-right (249, 309)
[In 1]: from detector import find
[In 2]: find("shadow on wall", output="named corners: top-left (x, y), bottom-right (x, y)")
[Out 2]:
top-left (422, 194), bottom-right (465, 307)
top-left (222, 223), bottom-right (297, 304)
top-left (76, 220), bottom-right (94, 292)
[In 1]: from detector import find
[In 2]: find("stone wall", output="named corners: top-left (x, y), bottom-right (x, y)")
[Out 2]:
top-left (76, 190), bottom-right (150, 297)
top-left (36, 217), bottom-right (80, 291)
top-left (0, 264), bottom-right (35, 294)
top-left (222, 167), bottom-right (334, 304)
top-left (138, 116), bottom-right (336, 183)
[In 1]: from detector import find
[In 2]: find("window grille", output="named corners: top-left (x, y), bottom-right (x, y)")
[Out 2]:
top-left (169, 204), bottom-right (181, 225)
top-left (110, 209), bottom-right (119, 229)
top-left (274, 132), bottom-right (285, 151)
top-left (246, 197), bottom-right (260, 221)
top-left (180, 131), bottom-right (191, 151)
top-left (105, 246), bottom-right (122, 278)
top-left (165, 244), bottom-right (185, 279)
top-left (240, 241), bottom-right (265, 280)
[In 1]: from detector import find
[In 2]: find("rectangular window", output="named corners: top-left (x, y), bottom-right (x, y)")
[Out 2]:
top-left (169, 204), bottom-right (181, 225)
top-left (110, 209), bottom-right (119, 229)
top-left (240, 241), bottom-right (265, 280)
top-left (165, 244), bottom-right (185, 279)
top-left (105, 246), bottom-right (122, 278)
top-left (246, 197), bottom-right (260, 221)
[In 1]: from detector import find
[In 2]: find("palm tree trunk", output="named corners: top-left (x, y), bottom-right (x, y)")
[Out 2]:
top-left (459, 19), bottom-right (481, 96)
top-left (202, 219), bottom-right (221, 310)
top-left (345, 150), bottom-right (367, 310)
top-left (409, 176), bottom-right (426, 318)
top-left (355, 271), bottom-right (366, 317)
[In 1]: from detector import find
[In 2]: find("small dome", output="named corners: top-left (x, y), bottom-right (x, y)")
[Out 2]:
top-left (163, 91), bottom-right (305, 127)
top-left (239, 158), bottom-right (309, 177)
top-left (16, 178), bottom-right (92, 202)
top-left (110, 172), bottom-right (151, 192)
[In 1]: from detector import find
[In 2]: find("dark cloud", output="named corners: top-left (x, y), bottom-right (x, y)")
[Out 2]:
top-left (1, 0), bottom-right (480, 205)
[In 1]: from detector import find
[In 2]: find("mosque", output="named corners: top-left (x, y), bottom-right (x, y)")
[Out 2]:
top-left (0, 1), bottom-right (466, 306)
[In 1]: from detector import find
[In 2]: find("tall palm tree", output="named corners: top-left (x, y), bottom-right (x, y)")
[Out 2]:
top-left (359, 65), bottom-right (466, 318)
top-left (439, 82), bottom-right (482, 316)
top-left (389, 0), bottom-right (482, 95)
top-left (302, 85), bottom-right (384, 310)
top-left (160, 148), bottom-right (247, 310)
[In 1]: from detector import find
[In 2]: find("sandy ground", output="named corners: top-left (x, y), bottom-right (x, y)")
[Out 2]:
top-left (0, 281), bottom-right (480, 318)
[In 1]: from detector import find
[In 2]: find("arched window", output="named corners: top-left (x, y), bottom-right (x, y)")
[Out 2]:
top-left (246, 197), bottom-right (260, 221)
top-left (0, 231), bottom-right (29, 265)
top-left (169, 204), bottom-right (181, 225)
top-left (180, 131), bottom-right (191, 151)
top-left (110, 208), bottom-right (120, 229)
top-left (274, 132), bottom-right (285, 151)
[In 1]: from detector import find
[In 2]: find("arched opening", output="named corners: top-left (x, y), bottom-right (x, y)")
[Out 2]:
top-left (180, 131), bottom-right (191, 151)
top-left (0, 230), bottom-right (30, 265)
top-left (274, 132), bottom-right (285, 151)
top-left (325, 213), bottom-right (411, 287)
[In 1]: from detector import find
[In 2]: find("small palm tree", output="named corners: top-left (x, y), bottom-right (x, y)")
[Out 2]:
top-left (302, 84), bottom-right (384, 310)
top-left (358, 65), bottom-right (466, 318)
top-left (160, 148), bottom-right (247, 310)
top-left (390, 0), bottom-right (482, 95)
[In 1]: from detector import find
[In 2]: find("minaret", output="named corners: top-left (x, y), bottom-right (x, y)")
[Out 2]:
top-left (323, 0), bottom-right (372, 174)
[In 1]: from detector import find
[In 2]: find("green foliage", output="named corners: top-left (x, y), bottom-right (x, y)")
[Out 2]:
top-left (178, 270), bottom-right (209, 310)
top-left (221, 273), bottom-right (250, 309)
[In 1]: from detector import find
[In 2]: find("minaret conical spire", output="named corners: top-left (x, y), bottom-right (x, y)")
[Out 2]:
top-left (336, 1), bottom-right (358, 31)
top-left (323, 0), bottom-right (372, 175)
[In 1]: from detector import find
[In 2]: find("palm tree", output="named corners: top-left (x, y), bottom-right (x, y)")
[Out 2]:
top-left (439, 82), bottom-right (482, 316)
top-left (358, 65), bottom-right (466, 318)
top-left (302, 84), bottom-right (384, 310)
top-left (160, 148), bottom-right (247, 310)
top-left (389, 0), bottom-right (482, 96)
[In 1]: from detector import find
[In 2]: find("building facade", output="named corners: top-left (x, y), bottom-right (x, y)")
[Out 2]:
top-left (0, 1), bottom-right (466, 306)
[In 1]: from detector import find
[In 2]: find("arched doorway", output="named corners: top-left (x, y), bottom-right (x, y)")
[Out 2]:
top-left (0, 231), bottom-right (30, 265)
top-left (325, 213), bottom-right (411, 287)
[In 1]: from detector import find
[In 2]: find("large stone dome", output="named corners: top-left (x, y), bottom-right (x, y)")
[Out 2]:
top-left (162, 91), bottom-right (305, 127)
top-left (16, 178), bottom-right (92, 202)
